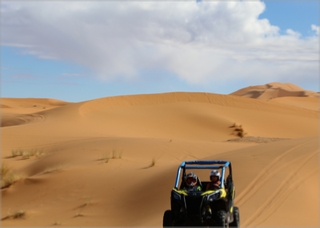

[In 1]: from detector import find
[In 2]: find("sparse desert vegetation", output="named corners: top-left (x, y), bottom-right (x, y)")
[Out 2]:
top-left (1, 210), bottom-right (26, 221)
top-left (230, 123), bottom-right (247, 138)
top-left (145, 158), bottom-right (156, 168)
top-left (74, 212), bottom-right (84, 218)
top-left (1, 83), bottom-right (319, 227)
top-left (1, 163), bottom-right (21, 189)
top-left (101, 149), bottom-right (123, 163)
top-left (11, 148), bottom-right (45, 159)
top-left (53, 221), bottom-right (62, 226)
top-left (151, 158), bottom-right (156, 167)
top-left (42, 164), bottom-right (66, 174)
top-left (227, 136), bottom-right (288, 143)
top-left (111, 149), bottom-right (123, 159)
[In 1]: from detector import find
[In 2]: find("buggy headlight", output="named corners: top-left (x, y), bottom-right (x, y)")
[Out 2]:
top-left (206, 191), bottom-right (221, 202)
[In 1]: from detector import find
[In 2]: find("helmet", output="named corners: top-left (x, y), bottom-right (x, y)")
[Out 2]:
top-left (210, 170), bottom-right (220, 180)
top-left (185, 172), bottom-right (197, 187)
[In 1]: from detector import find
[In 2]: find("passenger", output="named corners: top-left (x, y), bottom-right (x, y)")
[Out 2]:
top-left (183, 172), bottom-right (202, 191)
top-left (206, 170), bottom-right (221, 190)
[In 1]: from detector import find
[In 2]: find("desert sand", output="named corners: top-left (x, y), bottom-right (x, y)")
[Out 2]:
top-left (1, 82), bottom-right (319, 227)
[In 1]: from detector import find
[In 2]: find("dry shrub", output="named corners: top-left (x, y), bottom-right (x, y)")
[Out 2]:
top-left (11, 148), bottom-right (45, 159)
top-left (151, 158), bottom-right (156, 167)
top-left (230, 123), bottom-right (247, 138)
top-left (102, 153), bottom-right (109, 163)
top-left (53, 220), bottom-right (62, 226)
top-left (101, 149), bottom-right (123, 163)
top-left (1, 163), bottom-right (21, 189)
top-left (74, 212), bottom-right (84, 218)
top-left (148, 158), bottom-right (156, 168)
top-left (42, 164), bottom-right (66, 174)
top-left (112, 149), bottom-right (123, 159)
top-left (1, 210), bottom-right (26, 220)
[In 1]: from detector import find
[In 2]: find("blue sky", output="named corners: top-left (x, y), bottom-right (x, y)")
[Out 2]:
top-left (1, 1), bottom-right (319, 102)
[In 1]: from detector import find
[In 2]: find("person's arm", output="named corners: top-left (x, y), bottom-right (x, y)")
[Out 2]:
top-left (206, 183), bottom-right (210, 191)
top-left (213, 181), bottom-right (221, 189)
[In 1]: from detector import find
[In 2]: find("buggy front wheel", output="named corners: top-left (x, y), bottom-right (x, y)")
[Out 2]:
top-left (163, 210), bottom-right (173, 227)
top-left (230, 206), bottom-right (240, 228)
top-left (214, 210), bottom-right (228, 228)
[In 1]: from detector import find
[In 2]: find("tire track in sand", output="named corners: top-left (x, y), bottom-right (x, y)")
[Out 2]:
top-left (236, 139), bottom-right (317, 207)
top-left (254, 165), bottom-right (318, 226)
top-left (243, 148), bottom-right (318, 226)
top-left (17, 113), bottom-right (45, 125)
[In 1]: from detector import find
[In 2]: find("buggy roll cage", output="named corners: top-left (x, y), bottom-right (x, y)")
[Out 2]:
top-left (174, 160), bottom-right (233, 189)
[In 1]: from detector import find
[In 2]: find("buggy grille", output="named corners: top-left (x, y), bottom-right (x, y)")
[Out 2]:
top-left (185, 196), bottom-right (202, 216)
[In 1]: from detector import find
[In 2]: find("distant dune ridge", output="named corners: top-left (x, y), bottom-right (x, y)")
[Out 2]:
top-left (1, 82), bottom-right (319, 227)
top-left (230, 82), bottom-right (319, 100)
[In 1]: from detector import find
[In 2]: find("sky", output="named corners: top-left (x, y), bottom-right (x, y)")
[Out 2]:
top-left (1, 1), bottom-right (319, 102)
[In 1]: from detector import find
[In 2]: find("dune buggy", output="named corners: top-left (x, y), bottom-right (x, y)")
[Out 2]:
top-left (163, 160), bottom-right (240, 227)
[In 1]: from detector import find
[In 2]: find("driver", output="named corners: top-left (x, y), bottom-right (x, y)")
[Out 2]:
top-left (183, 172), bottom-right (202, 191)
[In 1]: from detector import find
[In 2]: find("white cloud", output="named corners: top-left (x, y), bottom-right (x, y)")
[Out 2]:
top-left (1, 1), bottom-right (318, 88)
top-left (311, 24), bottom-right (319, 35)
top-left (285, 29), bottom-right (301, 38)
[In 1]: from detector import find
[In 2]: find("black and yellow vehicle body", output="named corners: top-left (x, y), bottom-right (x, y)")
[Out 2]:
top-left (170, 188), bottom-right (235, 226)
top-left (163, 160), bottom-right (240, 228)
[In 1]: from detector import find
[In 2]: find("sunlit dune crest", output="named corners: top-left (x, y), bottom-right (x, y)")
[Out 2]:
top-left (230, 82), bottom-right (319, 101)
top-left (1, 82), bottom-right (318, 227)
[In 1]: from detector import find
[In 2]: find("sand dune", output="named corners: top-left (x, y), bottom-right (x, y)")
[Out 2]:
top-left (1, 98), bottom-right (71, 127)
top-left (269, 96), bottom-right (319, 111)
top-left (1, 83), bottom-right (319, 227)
top-left (230, 82), bottom-right (319, 101)
top-left (1, 98), bottom-right (70, 111)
